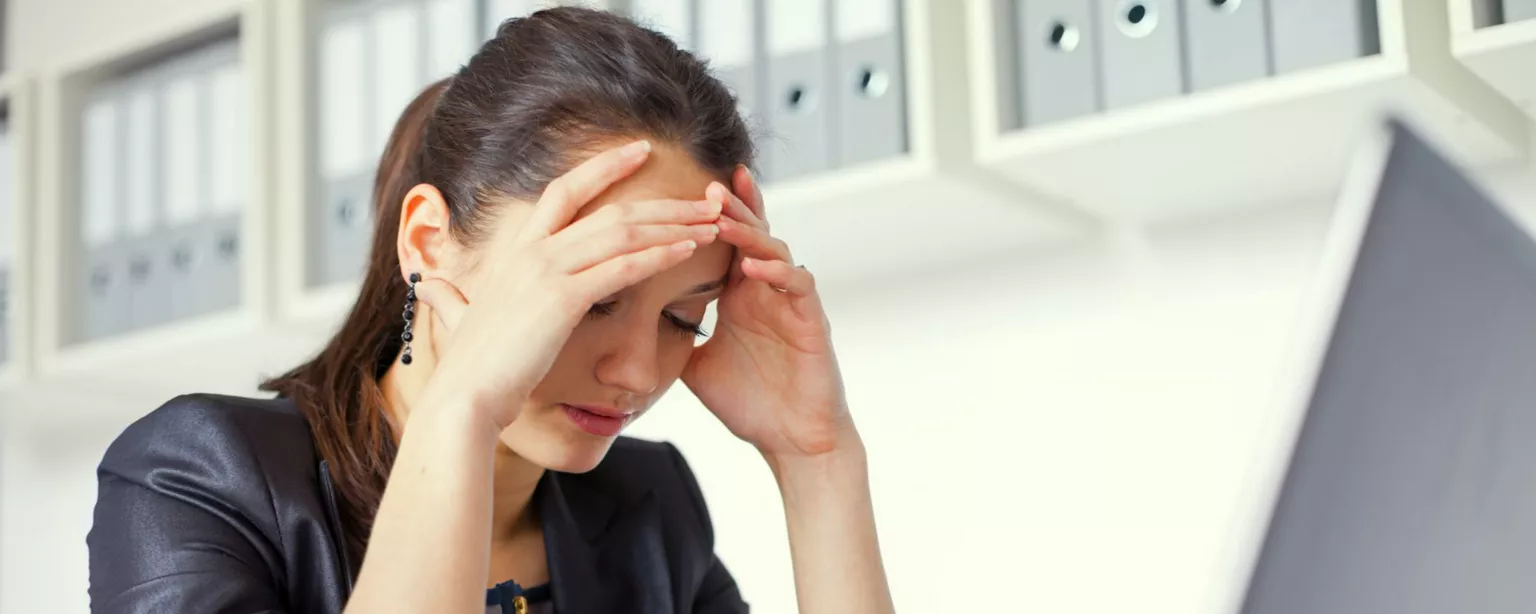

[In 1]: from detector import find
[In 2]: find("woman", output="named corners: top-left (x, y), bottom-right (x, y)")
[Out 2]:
top-left (87, 8), bottom-right (892, 614)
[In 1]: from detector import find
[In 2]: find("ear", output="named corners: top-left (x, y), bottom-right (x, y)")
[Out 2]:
top-left (396, 183), bottom-right (455, 283)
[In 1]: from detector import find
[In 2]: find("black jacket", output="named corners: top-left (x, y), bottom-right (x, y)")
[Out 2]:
top-left (86, 393), bottom-right (749, 613)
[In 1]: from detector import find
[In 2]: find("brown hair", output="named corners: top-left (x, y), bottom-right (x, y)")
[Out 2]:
top-left (261, 7), bottom-right (755, 569)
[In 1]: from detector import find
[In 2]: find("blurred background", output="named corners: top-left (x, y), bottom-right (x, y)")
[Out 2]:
top-left (0, 0), bottom-right (1534, 611)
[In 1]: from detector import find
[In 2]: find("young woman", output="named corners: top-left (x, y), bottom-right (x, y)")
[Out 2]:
top-left (87, 8), bottom-right (892, 614)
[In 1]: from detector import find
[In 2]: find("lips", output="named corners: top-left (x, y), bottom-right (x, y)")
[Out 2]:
top-left (560, 404), bottom-right (634, 437)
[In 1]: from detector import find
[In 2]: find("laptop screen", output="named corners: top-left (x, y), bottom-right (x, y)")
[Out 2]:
top-left (1241, 124), bottom-right (1536, 614)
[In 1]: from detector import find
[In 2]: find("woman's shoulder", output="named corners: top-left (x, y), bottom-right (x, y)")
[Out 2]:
top-left (98, 393), bottom-right (319, 494)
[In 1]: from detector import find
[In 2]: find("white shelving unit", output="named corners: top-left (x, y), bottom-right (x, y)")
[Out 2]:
top-left (1451, 0), bottom-right (1536, 116)
top-left (967, 0), bottom-right (1535, 224)
top-left (0, 77), bottom-right (33, 391)
top-left (22, 0), bottom-right (290, 412)
top-left (756, 0), bottom-right (1087, 286)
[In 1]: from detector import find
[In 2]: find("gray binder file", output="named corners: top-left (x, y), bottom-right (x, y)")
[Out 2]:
top-left (1269, 0), bottom-right (1379, 74)
top-left (1097, 0), bottom-right (1186, 109)
top-left (833, 0), bottom-right (906, 166)
top-left (123, 76), bottom-right (170, 331)
top-left (763, 0), bottom-right (833, 181)
top-left (697, 0), bottom-right (757, 137)
top-left (1506, 0), bottom-right (1536, 22)
top-left (160, 56), bottom-right (207, 322)
top-left (80, 93), bottom-right (126, 341)
top-left (0, 123), bottom-right (12, 363)
top-left (202, 47), bottom-right (245, 316)
top-left (1016, 0), bottom-right (1100, 125)
top-left (317, 14), bottom-right (372, 287)
top-left (1182, 0), bottom-right (1270, 91)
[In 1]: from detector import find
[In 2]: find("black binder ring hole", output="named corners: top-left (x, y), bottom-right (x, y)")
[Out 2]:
top-left (218, 234), bottom-right (240, 259)
top-left (337, 198), bottom-right (358, 227)
top-left (786, 85), bottom-right (816, 114)
top-left (857, 67), bottom-right (890, 99)
top-left (1209, 0), bottom-right (1241, 13)
top-left (1116, 1), bottom-right (1159, 38)
top-left (90, 268), bottom-right (112, 293)
top-left (172, 247), bottom-right (194, 272)
top-left (1048, 22), bottom-right (1081, 52)
top-left (129, 258), bottom-right (151, 282)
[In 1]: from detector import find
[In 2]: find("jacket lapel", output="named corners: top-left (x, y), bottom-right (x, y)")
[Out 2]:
top-left (540, 471), bottom-right (674, 614)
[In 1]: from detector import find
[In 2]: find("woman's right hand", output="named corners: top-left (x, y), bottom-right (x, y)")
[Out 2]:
top-left (409, 140), bottom-right (721, 431)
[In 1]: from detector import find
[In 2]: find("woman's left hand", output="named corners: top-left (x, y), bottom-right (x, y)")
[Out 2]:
top-left (681, 166), bottom-right (855, 459)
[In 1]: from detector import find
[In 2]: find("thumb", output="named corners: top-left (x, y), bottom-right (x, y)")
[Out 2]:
top-left (411, 277), bottom-right (469, 333)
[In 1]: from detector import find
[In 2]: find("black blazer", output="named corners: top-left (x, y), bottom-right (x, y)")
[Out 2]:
top-left (86, 393), bottom-right (750, 613)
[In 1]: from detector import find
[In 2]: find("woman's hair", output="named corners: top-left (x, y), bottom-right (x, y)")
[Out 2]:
top-left (260, 6), bottom-right (755, 567)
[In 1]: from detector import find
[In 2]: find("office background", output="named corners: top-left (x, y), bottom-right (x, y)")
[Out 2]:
top-left (1, 0), bottom-right (1535, 611)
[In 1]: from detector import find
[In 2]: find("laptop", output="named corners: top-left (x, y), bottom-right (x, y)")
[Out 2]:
top-left (1233, 119), bottom-right (1536, 614)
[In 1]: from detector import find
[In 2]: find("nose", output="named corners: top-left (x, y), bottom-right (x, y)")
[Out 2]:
top-left (593, 320), bottom-right (661, 397)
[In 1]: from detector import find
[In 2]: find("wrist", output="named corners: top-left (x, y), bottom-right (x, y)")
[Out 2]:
top-left (763, 425), bottom-right (868, 487)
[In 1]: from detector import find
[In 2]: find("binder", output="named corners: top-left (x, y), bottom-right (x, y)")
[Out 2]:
top-left (80, 94), bottom-right (126, 341)
top-left (1504, 0), bottom-right (1536, 22)
top-left (203, 51), bottom-right (245, 316)
top-left (629, 0), bottom-right (694, 49)
top-left (372, 1), bottom-right (424, 155)
top-left (697, 0), bottom-right (757, 124)
top-left (161, 67), bottom-right (206, 322)
top-left (1182, 0), bottom-right (1269, 91)
top-left (485, 0), bottom-right (539, 38)
top-left (1016, 0), bottom-right (1099, 125)
top-left (1269, 0), bottom-right (1378, 74)
top-left (833, 0), bottom-right (906, 166)
top-left (425, 0), bottom-right (477, 78)
top-left (318, 15), bottom-right (372, 287)
top-left (316, 173), bottom-right (374, 286)
top-left (763, 0), bottom-right (832, 181)
top-left (123, 77), bottom-right (171, 330)
top-left (1097, 0), bottom-right (1186, 109)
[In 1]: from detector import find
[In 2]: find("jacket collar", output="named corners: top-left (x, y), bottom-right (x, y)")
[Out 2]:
top-left (538, 471), bottom-right (674, 614)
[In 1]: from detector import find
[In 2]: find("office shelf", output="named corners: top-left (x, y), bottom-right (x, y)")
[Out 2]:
top-left (0, 76), bottom-right (33, 391)
top-left (1451, 0), bottom-right (1536, 122)
top-left (28, 0), bottom-right (276, 398)
top-left (967, 0), bottom-right (1534, 224)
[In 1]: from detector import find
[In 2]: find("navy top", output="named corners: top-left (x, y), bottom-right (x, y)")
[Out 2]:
top-left (486, 579), bottom-right (553, 614)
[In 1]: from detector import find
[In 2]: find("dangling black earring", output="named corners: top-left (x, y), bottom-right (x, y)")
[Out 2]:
top-left (402, 273), bottom-right (419, 365)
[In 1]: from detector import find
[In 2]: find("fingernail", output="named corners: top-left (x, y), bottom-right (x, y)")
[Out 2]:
top-left (623, 140), bottom-right (652, 159)
top-left (742, 166), bottom-right (755, 183)
top-left (696, 224), bottom-right (721, 238)
top-left (673, 239), bottom-right (698, 253)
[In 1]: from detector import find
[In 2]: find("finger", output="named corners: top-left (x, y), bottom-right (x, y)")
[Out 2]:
top-left (707, 181), bottom-right (765, 230)
top-left (741, 258), bottom-right (815, 296)
top-left (572, 240), bottom-right (699, 302)
top-left (411, 277), bottom-right (469, 332)
top-left (551, 223), bottom-right (720, 273)
top-left (717, 216), bottom-right (791, 263)
top-left (732, 165), bottom-right (767, 225)
top-left (555, 198), bottom-right (722, 245)
top-left (525, 140), bottom-right (653, 237)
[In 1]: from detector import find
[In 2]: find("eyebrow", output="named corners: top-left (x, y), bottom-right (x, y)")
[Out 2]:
top-left (685, 275), bottom-right (729, 296)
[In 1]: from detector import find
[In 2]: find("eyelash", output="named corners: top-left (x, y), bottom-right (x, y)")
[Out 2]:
top-left (587, 301), bottom-right (709, 339)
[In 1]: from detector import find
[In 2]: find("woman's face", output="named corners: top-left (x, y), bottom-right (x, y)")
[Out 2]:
top-left (457, 144), bottom-right (733, 473)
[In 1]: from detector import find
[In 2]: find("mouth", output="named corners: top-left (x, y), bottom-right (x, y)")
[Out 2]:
top-left (559, 403), bottom-right (635, 437)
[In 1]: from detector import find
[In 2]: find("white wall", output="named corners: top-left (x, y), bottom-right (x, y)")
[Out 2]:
top-left (7, 163), bottom-right (1533, 613)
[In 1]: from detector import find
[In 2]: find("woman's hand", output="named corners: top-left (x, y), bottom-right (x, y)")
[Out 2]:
top-left (681, 166), bottom-right (854, 459)
top-left (410, 140), bottom-right (722, 431)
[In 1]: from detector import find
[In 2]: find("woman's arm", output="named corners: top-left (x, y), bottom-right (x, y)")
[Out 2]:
top-left (767, 429), bottom-right (894, 614)
top-left (342, 399), bottom-right (500, 614)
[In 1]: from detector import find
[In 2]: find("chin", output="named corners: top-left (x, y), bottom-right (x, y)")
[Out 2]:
top-left (497, 409), bottom-right (625, 473)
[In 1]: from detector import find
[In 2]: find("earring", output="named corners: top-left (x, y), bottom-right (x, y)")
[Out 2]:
top-left (402, 273), bottom-right (419, 365)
